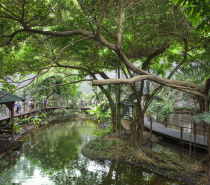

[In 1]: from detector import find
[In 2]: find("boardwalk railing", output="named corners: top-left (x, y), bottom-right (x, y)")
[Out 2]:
top-left (148, 111), bottom-right (206, 146)
top-left (0, 108), bottom-right (7, 116)
top-left (0, 100), bottom-right (89, 118)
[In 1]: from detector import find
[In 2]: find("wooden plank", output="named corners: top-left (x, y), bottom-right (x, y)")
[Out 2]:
top-left (0, 131), bottom-right (12, 134)
top-left (0, 134), bottom-right (12, 139)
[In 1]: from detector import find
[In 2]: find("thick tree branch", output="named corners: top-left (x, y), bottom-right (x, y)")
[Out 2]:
top-left (96, 0), bottom-right (116, 50)
top-left (25, 28), bottom-right (94, 38)
top-left (143, 37), bottom-right (189, 111)
top-left (142, 45), bottom-right (169, 70)
top-left (0, 29), bottom-right (25, 46)
top-left (92, 75), bottom-right (207, 98)
top-left (54, 79), bottom-right (93, 87)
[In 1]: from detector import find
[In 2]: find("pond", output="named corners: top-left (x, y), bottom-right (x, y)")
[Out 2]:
top-left (0, 118), bottom-right (185, 184)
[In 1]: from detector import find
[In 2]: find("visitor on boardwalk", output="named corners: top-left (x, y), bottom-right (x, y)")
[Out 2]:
top-left (60, 101), bottom-right (63, 107)
top-left (31, 99), bottom-right (34, 111)
top-left (28, 100), bottom-right (32, 112)
top-left (43, 99), bottom-right (46, 108)
top-left (14, 101), bottom-right (19, 114)
top-left (80, 99), bottom-right (83, 106)
top-left (19, 101), bottom-right (23, 114)
top-left (46, 100), bottom-right (49, 107)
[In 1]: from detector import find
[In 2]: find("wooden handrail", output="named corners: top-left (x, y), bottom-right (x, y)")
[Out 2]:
top-left (148, 110), bottom-right (206, 133)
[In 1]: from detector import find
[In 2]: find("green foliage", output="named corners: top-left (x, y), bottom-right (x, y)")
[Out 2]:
top-left (148, 87), bottom-right (175, 115)
top-left (20, 113), bottom-right (47, 127)
top-left (174, 107), bottom-right (198, 111)
top-left (54, 108), bottom-right (79, 117)
top-left (147, 133), bottom-right (153, 141)
top-left (193, 112), bottom-right (210, 124)
top-left (174, 0), bottom-right (210, 34)
top-left (14, 122), bottom-right (22, 134)
top-left (87, 138), bottom-right (115, 153)
top-left (93, 127), bottom-right (110, 138)
top-left (31, 113), bottom-right (47, 127)
top-left (24, 74), bottom-right (79, 103)
top-left (87, 103), bottom-right (110, 122)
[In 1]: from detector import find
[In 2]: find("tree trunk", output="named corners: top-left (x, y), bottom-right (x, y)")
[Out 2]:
top-left (130, 100), bottom-right (144, 147)
top-left (130, 117), bottom-right (144, 147)
top-left (206, 123), bottom-right (210, 175)
top-left (110, 104), bottom-right (117, 132)
top-left (204, 98), bottom-right (210, 174)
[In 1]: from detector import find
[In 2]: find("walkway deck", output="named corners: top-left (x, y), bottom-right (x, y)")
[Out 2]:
top-left (0, 110), bottom-right (35, 122)
top-left (0, 106), bottom-right (90, 122)
top-left (144, 117), bottom-right (207, 149)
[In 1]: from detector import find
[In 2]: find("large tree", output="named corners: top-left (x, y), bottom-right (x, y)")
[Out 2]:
top-left (0, 0), bottom-right (209, 159)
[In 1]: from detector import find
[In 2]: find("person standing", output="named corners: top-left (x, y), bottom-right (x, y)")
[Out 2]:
top-left (28, 100), bottom-right (32, 112)
top-left (19, 101), bottom-right (23, 114)
top-left (16, 101), bottom-right (20, 114)
top-left (31, 100), bottom-right (34, 111)
top-left (43, 99), bottom-right (46, 108)
top-left (14, 101), bottom-right (18, 114)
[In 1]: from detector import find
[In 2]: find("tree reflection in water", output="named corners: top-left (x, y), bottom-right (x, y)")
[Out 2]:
top-left (0, 119), bottom-right (179, 185)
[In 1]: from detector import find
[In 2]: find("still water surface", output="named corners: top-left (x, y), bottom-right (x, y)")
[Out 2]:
top-left (0, 118), bottom-right (184, 184)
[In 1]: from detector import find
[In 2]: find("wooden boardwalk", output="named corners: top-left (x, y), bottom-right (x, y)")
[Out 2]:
top-left (144, 117), bottom-right (208, 149)
top-left (0, 110), bottom-right (35, 122)
top-left (0, 106), bottom-right (90, 122)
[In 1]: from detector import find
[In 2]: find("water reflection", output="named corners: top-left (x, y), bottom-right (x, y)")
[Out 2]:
top-left (151, 140), bottom-right (206, 163)
top-left (0, 119), bottom-right (180, 184)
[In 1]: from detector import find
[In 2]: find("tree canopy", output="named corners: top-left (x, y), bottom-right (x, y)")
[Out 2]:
top-left (0, 0), bottom-right (210, 147)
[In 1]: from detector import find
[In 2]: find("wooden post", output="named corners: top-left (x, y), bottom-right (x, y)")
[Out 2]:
top-left (5, 102), bottom-right (15, 143)
top-left (193, 121), bottom-right (196, 153)
top-left (180, 127), bottom-right (183, 146)
top-left (11, 102), bottom-right (15, 143)
top-left (132, 102), bottom-right (133, 119)
top-left (150, 116), bottom-right (153, 133)
top-left (164, 117), bottom-right (168, 127)
top-left (156, 113), bottom-right (158, 122)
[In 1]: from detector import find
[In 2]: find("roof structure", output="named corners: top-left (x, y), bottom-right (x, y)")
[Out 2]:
top-left (0, 91), bottom-right (25, 104)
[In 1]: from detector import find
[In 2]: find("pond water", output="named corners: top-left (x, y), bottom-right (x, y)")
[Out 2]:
top-left (0, 118), bottom-right (186, 184)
